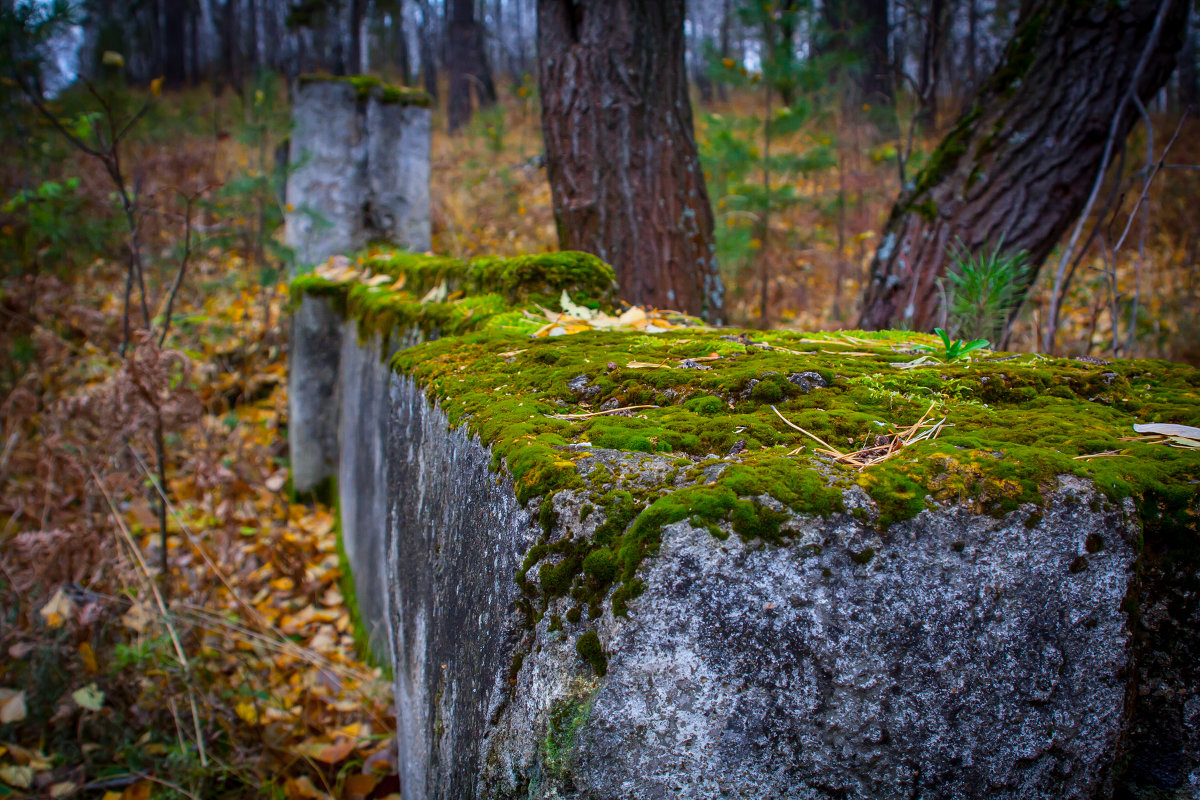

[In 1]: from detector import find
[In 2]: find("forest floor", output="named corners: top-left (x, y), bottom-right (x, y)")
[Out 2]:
top-left (0, 81), bottom-right (1197, 799)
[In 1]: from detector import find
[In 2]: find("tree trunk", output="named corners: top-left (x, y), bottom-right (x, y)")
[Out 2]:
top-left (1182, 10), bottom-right (1199, 111)
top-left (916, 0), bottom-right (947, 131)
top-left (393, 9), bottom-right (412, 84)
top-left (859, 0), bottom-right (1189, 332)
top-left (446, 0), bottom-right (496, 132)
top-left (415, 0), bottom-right (439, 99)
top-left (221, 0), bottom-right (240, 90)
top-left (163, 0), bottom-right (187, 86)
top-left (821, 0), bottom-right (895, 134)
top-left (537, 0), bottom-right (724, 321)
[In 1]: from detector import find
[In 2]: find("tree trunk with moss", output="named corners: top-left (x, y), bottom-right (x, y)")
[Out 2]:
top-left (859, 0), bottom-right (1188, 332)
top-left (537, 0), bottom-right (724, 322)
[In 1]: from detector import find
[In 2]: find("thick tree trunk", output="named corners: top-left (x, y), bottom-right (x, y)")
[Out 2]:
top-left (859, 0), bottom-right (1189, 332)
top-left (537, 0), bottom-right (724, 321)
top-left (446, 0), bottom-right (496, 132)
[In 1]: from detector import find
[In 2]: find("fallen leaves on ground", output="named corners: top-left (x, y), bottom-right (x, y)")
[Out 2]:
top-left (0, 256), bottom-right (396, 798)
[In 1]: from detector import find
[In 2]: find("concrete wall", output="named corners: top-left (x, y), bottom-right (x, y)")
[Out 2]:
top-left (289, 306), bottom-right (1200, 799)
top-left (285, 77), bottom-right (431, 494)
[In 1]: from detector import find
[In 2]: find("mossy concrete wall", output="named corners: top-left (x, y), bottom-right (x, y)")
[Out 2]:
top-left (290, 251), bottom-right (1199, 798)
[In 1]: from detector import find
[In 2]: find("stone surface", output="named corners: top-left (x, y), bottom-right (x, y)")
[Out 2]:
top-left (286, 77), bottom-right (431, 490)
top-left (286, 79), bottom-right (366, 270)
top-left (337, 329), bottom-right (393, 661)
top-left (288, 295), bottom-right (341, 493)
top-left (480, 458), bottom-right (1139, 800)
top-left (289, 287), bottom-right (1199, 800)
top-left (387, 376), bottom-right (535, 800)
top-left (285, 78), bottom-right (432, 270)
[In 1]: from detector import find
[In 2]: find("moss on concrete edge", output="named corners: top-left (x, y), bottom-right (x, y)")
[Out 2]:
top-left (296, 73), bottom-right (432, 107)
top-left (292, 248), bottom-right (1200, 683)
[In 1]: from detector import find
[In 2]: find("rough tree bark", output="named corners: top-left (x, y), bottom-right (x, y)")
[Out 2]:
top-left (537, 0), bottom-right (724, 321)
top-left (858, 0), bottom-right (1188, 332)
top-left (446, 0), bottom-right (496, 132)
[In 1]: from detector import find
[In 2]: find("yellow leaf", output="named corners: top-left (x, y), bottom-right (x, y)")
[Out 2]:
top-left (72, 683), bottom-right (105, 711)
top-left (150, 77), bottom-right (163, 97)
top-left (0, 688), bottom-right (26, 723)
top-left (101, 51), bottom-right (125, 67)
top-left (39, 587), bottom-right (72, 628)
top-left (284, 775), bottom-right (329, 799)
top-left (0, 764), bottom-right (32, 789)
top-left (121, 601), bottom-right (152, 633)
top-left (235, 701), bottom-right (260, 724)
top-left (121, 782), bottom-right (151, 800)
top-left (79, 641), bottom-right (98, 673)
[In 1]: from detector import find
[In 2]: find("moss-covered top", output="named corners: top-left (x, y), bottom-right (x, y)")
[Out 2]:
top-left (291, 248), bottom-right (621, 348)
top-left (296, 74), bottom-right (432, 107)
top-left (294, 248), bottom-right (1200, 625)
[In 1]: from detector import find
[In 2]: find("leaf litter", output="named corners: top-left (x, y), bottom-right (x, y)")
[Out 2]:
top-left (0, 260), bottom-right (398, 798)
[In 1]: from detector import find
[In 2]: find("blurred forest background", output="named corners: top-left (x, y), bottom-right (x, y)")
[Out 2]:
top-left (0, 0), bottom-right (1198, 798)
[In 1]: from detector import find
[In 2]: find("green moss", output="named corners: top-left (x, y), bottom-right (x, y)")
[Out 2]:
top-left (575, 630), bottom-right (607, 676)
top-left (328, 477), bottom-right (391, 676)
top-left (296, 73), bottom-right (432, 107)
top-left (851, 548), bottom-right (876, 565)
top-left (543, 681), bottom-right (597, 780)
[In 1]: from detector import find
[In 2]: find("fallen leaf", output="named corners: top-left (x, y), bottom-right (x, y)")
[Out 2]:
top-left (285, 775), bottom-right (330, 800)
top-left (0, 764), bottom-right (33, 789)
top-left (79, 641), bottom-right (99, 673)
top-left (7, 642), bottom-right (34, 658)
top-left (1133, 422), bottom-right (1200, 441)
top-left (50, 781), bottom-right (77, 798)
top-left (72, 683), bottom-right (106, 711)
top-left (39, 588), bottom-right (72, 628)
top-left (341, 773), bottom-right (378, 800)
top-left (0, 688), bottom-right (26, 723)
top-left (559, 290), bottom-right (597, 321)
top-left (265, 471), bottom-right (287, 492)
top-left (419, 280), bottom-right (448, 304)
top-left (121, 782), bottom-right (151, 800)
top-left (235, 700), bottom-right (260, 724)
top-left (121, 602), bottom-right (152, 633)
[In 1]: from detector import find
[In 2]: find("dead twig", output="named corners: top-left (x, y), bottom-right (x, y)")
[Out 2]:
top-left (548, 404), bottom-right (659, 420)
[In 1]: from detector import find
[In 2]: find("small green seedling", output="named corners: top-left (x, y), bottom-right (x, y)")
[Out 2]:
top-left (918, 328), bottom-right (990, 362)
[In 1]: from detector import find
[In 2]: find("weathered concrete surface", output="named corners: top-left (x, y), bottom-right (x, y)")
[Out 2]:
top-left (480, 456), bottom-right (1142, 800)
top-left (286, 77), bottom-right (431, 491)
top-left (386, 375), bottom-right (535, 800)
top-left (336, 329), bottom-right (393, 661)
top-left (366, 102), bottom-right (431, 252)
top-left (285, 79), bottom-right (367, 270)
top-left (287, 295), bottom-right (341, 493)
top-left (285, 79), bottom-right (432, 270)
top-left (299, 312), bottom-right (1197, 799)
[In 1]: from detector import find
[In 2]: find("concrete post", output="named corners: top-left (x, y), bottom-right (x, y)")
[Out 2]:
top-left (285, 76), bottom-right (431, 494)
